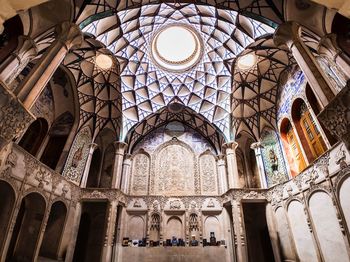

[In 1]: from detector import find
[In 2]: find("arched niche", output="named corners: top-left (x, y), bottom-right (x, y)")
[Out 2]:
top-left (128, 216), bottom-right (145, 240)
top-left (274, 207), bottom-right (297, 261)
top-left (236, 132), bottom-right (259, 188)
top-left (149, 213), bottom-right (160, 241)
top-left (0, 181), bottom-right (16, 254)
top-left (260, 127), bottom-right (289, 186)
top-left (338, 175), bottom-right (350, 232)
top-left (204, 216), bottom-right (221, 241)
top-left (189, 213), bottom-right (200, 240)
top-left (308, 191), bottom-right (349, 262)
top-left (152, 138), bottom-right (196, 196)
top-left (280, 118), bottom-right (306, 176)
top-left (291, 98), bottom-right (327, 162)
top-left (18, 118), bottom-right (48, 156)
top-left (165, 216), bottom-right (183, 240)
top-left (287, 200), bottom-right (318, 262)
top-left (40, 111), bottom-right (74, 170)
top-left (130, 150), bottom-right (150, 195)
top-left (199, 151), bottom-right (218, 194)
top-left (39, 201), bottom-right (67, 259)
top-left (7, 192), bottom-right (46, 261)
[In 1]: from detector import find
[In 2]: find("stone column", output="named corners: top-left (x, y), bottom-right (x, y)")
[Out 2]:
top-left (217, 154), bottom-right (228, 194)
top-left (112, 142), bottom-right (127, 189)
top-left (274, 21), bottom-right (335, 108)
top-left (319, 81), bottom-right (350, 150)
top-left (250, 142), bottom-right (268, 189)
top-left (80, 143), bottom-right (99, 188)
top-left (231, 200), bottom-right (247, 262)
top-left (121, 154), bottom-right (132, 194)
top-left (102, 200), bottom-right (118, 262)
top-left (65, 201), bottom-right (82, 262)
top-left (0, 36), bottom-right (37, 87)
top-left (14, 21), bottom-right (83, 109)
top-left (223, 141), bottom-right (240, 189)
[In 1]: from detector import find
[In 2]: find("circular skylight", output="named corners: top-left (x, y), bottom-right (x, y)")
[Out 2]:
top-left (237, 53), bottom-right (257, 71)
top-left (151, 24), bottom-right (203, 72)
top-left (95, 54), bottom-right (113, 70)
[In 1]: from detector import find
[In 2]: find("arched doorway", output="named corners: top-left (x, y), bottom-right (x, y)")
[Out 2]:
top-left (18, 118), bottom-right (48, 156)
top-left (7, 192), bottom-right (46, 261)
top-left (99, 143), bottom-right (115, 188)
top-left (39, 201), bottom-right (67, 259)
top-left (0, 181), bottom-right (16, 254)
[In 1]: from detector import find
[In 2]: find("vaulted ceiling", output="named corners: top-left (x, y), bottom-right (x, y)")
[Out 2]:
top-left (65, 1), bottom-right (294, 143)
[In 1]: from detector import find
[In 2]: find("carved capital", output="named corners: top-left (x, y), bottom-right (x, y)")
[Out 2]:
top-left (250, 141), bottom-right (264, 150)
top-left (0, 83), bottom-right (35, 143)
top-left (55, 21), bottom-right (83, 50)
top-left (318, 82), bottom-right (350, 150)
top-left (223, 141), bottom-right (238, 154)
top-left (15, 36), bottom-right (38, 62)
top-left (273, 21), bottom-right (301, 49)
top-left (89, 142), bottom-right (99, 151)
top-left (113, 141), bottom-right (128, 155)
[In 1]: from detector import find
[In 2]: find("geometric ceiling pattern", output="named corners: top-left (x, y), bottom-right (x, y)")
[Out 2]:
top-left (125, 104), bottom-right (226, 153)
top-left (63, 38), bottom-right (122, 139)
top-left (232, 37), bottom-right (294, 139)
top-left (80, 3), bottom-right (275, 139)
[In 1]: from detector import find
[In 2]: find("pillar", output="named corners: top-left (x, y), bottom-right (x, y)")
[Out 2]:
top-left (0, 36), bottom-right (37, 88)
top-left (217, 154), bottom-right (228, 194)
top-left (250, 142), bottom-right (268, 189)
top-left (274, 21), bottom-right (335, 108)
top-left (223, 141), bottom-right (241, 189)
top-left (231, 200), bottom-right (247, 262)
top-left (65, 202), bottom-right (82, 262)
top-left (102, 200), bottom-right (118, 262)
top-left (121, 154), bottom-right (132, 193)
top-left (80, 143), bottom-right (99, 188)
top-left (14, 21), bottom-right (83, 109)
top-left (112, 142), bottom-right (127, 189)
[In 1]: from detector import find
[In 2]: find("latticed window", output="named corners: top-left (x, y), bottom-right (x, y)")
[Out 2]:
top-left (150, 213), bottom-right (160, 230)
top-left (189, 213), bottom-right (199, 231)
top-left (300, 104), bottom-right (326, 159)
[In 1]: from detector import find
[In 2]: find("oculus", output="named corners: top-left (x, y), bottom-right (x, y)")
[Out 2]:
top-left (151, 24), bottom-right (203, 73)
top-left (237, 53), bottom-right (257, 71)
top-left (95, 54), bottom-right (113, 70)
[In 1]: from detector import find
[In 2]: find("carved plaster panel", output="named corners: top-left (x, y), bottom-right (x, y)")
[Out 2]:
top-left (199, 151), bottom-right (218, 195)
top-left (151, 138), bottom-right (199, 196)
top-left (130, 151), bottom-right (150, 195)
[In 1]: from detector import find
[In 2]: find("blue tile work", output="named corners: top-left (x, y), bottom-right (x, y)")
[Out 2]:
top-left (261, 128), bottom-right (289, 187)
top-left (277, 70), bottom-right (306, 122)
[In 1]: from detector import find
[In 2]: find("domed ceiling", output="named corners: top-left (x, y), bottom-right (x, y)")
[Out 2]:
top-left (63, 1), bottom-right (294, 141)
